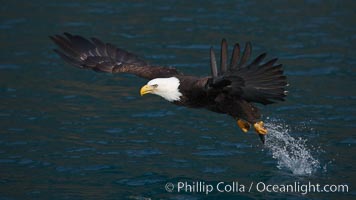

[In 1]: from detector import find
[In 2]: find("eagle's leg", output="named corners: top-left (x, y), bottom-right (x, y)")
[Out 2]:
top-left (236, 119), bottom-right (251, 133)
top-left (232, 100), bottom-right (267, 143)
top-left (253, 121), bottom-right (267, 135)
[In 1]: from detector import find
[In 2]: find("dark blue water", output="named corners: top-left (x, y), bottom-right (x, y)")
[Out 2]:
top-left (1, 1), bottom-right (355, 199)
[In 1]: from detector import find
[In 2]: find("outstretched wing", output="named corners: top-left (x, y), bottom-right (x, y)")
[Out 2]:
top-left (50, 33), bottom-right (181, 79)
top-left (208, 39), bottom-right (288, 105)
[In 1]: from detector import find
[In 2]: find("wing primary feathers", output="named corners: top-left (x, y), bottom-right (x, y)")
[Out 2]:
top-left (207, 39), bottom-right (287, 105)
top-left (238, 42), bottom-right (252, 68)
top-left (248, 53), bottom-right (267, 68)
top-left (220, 39), bottom-right (228, 74)
top-left (260, 58), bottom-right (278, 68)
top-left (230, 43), bottom-right (240, 69)
top-left (210, 47), bottom-right (218, 78)
top-left (49, 35), bottom-right (79, 58)
top-left (63, 32), bottom-right (95, 52)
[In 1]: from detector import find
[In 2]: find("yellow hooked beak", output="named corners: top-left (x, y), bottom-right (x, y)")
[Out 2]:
top-left (140, 85), bottom-right (155, 96)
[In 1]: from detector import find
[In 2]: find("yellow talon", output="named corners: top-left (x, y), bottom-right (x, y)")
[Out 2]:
top-left (254, 121), bottom-right (268, 135)
top-left (237, 119), bottom-right (251, 133)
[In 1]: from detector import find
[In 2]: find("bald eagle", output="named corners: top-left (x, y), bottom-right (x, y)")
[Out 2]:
top-left (50, 33), bottom-right (287, 143)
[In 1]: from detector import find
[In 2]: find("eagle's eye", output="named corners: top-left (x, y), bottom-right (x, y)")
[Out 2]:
top-left (152, 84), bottom-right (158, 88)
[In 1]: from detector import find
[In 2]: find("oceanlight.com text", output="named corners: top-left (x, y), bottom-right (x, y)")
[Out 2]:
top-left (164, 181), bottom-right (349, 195)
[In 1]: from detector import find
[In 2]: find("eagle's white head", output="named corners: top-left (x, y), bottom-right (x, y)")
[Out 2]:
top-left (140, 77), bottom-right (182, 102)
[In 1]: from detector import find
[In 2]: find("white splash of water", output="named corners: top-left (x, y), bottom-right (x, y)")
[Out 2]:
top-left (264, 119), bottom-right (321, 176)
